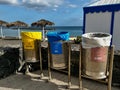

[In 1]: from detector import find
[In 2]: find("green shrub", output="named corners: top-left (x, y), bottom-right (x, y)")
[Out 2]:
top-left (74, 36), bottom-right (82, 44)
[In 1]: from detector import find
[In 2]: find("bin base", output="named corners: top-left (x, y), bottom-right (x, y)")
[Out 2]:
top-left (51, 66), bottom-right (67, 70)
top-left (83, 70), bottom-right (107, 79)
top-left (25, 60), bottom-right (39, 63)
top-left (51, 54), bottom-right (67, 69)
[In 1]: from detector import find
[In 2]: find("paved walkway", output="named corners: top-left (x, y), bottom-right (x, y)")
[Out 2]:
top-left (0, 70), bottom-right (119, 90)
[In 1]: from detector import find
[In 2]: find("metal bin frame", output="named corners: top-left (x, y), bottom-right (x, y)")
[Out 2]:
top-left (22, 40), bottom-right (43, 78)
top-left (48, 41), bottom-right (71, 89)
top-left (79, 45), bottom-right (115, 90)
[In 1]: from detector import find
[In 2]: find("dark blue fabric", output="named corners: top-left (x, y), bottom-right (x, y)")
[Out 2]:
top-left (50, 41), bottom-right (62, 54)
top-left (83, 12), bottom-right (86, 34)
top-left (110, 11), bottom-right (115, 46)
top-left (84, 4), bottom-right (120, 14)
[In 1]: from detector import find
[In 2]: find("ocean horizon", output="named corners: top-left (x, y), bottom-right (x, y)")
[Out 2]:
top-left (1, 26), bottom-right (83, 37)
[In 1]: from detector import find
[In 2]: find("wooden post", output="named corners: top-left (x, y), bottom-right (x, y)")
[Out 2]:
top-left (38, 40), bottom-right (43, 78)
top-left (108, 45), bottom-right (114, 90)
top-left (68, 42), bottom-right (71, 88)
top-left (79, 44), bottom-right (83, 90)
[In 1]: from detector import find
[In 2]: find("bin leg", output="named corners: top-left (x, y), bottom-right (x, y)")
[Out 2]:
top-left (38, 41), bottom-right (44, 78)
top-left (48, 43), bottom-right (52, 80)
top-left (25, 63), bottom-right (32, 76)
top-left (22, 45), bottom-right (30, 74)
top-left (25, 63), bottom-right (29, 73)
top-left (108, 45), bottom-right (114, 90)
top-left (68, 43), bottom-right (71, 88)
top-left (79, 45), bottom-right (83, 90)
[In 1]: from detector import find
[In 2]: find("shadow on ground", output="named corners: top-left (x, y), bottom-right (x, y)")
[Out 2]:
top-left (0, 70), bottom-right (119, 90)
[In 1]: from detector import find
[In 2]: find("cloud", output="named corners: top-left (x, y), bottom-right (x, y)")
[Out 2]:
top-left (68, 4), bottom-right (77, 8)
top-left (53, 8), bottom-right (57, 11)
top-left (0, 0), bottom-right (64, 11)
top-left (21, 0), bottom-right (64, 11)
top-left (0, 0), bottom-right (80, 12)
top-left (0, 0), bottom-right (18, 5)
top-left (54, 5), bottom-right (59, 8)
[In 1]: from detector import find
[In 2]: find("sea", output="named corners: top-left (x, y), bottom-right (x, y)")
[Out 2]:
top-left (1, 26), bottom-right (83, 37)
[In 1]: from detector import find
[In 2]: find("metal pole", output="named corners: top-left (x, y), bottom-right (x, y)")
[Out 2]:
top-left (42, 26), bottom-right (45, 40)
top-left (18, 28), bottom-right (21, 39)
top-left (0, 26), bottom-right (3, 38)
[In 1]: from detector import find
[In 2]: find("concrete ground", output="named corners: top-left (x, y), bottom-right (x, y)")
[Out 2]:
top-left (0, 70), bottom-right (119, 90)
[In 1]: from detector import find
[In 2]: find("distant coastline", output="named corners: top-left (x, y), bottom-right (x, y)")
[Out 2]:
top-left (3, 26), bottom-right (83, 30)
top-left (1, 26), bottom-right (83, 37)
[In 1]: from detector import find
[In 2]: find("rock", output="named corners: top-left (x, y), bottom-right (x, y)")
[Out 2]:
top-left (0, 47), bottom-right (19, 79)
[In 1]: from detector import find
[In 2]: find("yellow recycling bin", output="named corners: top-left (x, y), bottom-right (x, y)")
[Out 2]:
top-left (21, 32), bottom-right (42, 62)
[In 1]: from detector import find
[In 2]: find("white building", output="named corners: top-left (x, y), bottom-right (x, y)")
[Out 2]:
top-left (83, 0), bottom-right (120, 50)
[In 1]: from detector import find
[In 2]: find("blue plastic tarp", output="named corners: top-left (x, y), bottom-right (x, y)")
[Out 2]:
top-left (47, 32), bottom-right (69, 42)
top-left (47, 32), bottom-right (69, 54)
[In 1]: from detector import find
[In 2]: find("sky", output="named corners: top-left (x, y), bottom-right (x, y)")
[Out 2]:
top-left (0, 0), bottom-right (97, 26)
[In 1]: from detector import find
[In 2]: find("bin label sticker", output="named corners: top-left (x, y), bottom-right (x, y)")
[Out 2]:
top-left (24, 41), bottom-right (34, 49)
top-left (91, 47), bottom-right (108, 62)
top-left (50, 42), bottom-right (62, 54)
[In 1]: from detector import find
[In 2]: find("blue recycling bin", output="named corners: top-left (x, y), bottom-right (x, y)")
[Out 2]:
top-left (47, 31), bottom-right (69, 68)
top-left (47, 32), bottom-right (69, 54)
